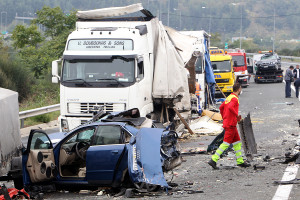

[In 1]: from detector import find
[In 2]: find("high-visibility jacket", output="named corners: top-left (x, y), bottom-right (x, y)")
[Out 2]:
top-left (219, 93), bottom-right (239, 128)
top-left (195, 82), bottom-right (201, 97)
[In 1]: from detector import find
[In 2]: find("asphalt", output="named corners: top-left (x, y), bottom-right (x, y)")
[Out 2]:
top-left (3, 74), bottom-right (300, 199)
top-left (36, 77), bottom-right (300, 199)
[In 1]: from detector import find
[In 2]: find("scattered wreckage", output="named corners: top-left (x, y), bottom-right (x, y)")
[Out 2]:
top-left (22, 108), bottom-right (182, 193)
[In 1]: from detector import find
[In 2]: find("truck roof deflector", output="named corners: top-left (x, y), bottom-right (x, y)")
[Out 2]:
top-left (76, 3), bottom-right (154, 20)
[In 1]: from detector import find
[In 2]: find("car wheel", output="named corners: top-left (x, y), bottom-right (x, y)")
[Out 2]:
top-left (134, 182), bottom-right (160, 192)
top-left (13, 177), bottom-right (23, 190)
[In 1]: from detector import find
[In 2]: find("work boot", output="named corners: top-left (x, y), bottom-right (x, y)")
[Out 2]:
top-left (208, 159), bottom-right (219, 170)
top-left (237, 161), bottom-right (251, 168)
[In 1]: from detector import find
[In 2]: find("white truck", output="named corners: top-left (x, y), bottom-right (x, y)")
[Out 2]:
top-left (52, 4), bottom-right (209, 131)
top-left (0, 88), bottom-right (23, 189)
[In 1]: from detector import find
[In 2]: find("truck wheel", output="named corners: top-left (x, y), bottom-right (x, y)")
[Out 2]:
top-left (13, 177), bottom-right (24, 190)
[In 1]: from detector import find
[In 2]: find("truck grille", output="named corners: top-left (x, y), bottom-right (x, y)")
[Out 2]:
top-left (68, 103), bottom-right (126, 114)
top-left (216, 79), bottom-right (229, 83)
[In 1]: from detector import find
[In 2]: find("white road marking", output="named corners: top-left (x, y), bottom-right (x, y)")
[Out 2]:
top-left (272, 165), bottom-right (299, 200)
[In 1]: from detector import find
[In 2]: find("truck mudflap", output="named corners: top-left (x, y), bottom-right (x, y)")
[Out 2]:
top-left (128, 128), bottom-right (181, 188)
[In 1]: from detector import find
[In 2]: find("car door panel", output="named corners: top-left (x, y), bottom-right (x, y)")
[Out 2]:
top-left (86, 144), bottom-right (125, 185)
top-left (24, 130), bottom-right (56, 184)
top-left (26, 149), bottom-right (56, 183)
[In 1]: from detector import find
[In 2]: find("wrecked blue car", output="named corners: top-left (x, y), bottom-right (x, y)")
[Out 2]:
top-left (22, 120), bottom-right (181, 190)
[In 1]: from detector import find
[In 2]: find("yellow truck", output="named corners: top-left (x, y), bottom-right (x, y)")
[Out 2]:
top-left (210, 49), bottom-right (235, 95)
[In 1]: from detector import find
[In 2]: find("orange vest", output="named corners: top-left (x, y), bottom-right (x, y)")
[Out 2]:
top-left (195, 83), bottom-right (201, 96)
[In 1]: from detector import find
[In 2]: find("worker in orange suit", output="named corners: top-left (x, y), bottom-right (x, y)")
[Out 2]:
top-left (208, 82), bottom-right (250, 169)
top-left (195, 82), bottom-right (202, 114)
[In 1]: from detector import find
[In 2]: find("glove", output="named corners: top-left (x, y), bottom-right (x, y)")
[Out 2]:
top-left (237, 115), bottom-right (242, 122)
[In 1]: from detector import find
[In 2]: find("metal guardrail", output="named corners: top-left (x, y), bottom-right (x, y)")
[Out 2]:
top-left (19, 104), bottom-right (60, 128)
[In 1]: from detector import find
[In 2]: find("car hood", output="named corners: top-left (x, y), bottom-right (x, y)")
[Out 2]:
top-left (48, 132), bottom-right (69, 146)
top-left (128, 128), bottom-right (169, 187)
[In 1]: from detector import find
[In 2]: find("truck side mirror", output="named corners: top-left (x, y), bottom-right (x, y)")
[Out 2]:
top-left (137, 57), bottom-right (144, 80)
top-left (52, 60), bottom-right (60, 83)
top-left (247, 58), bottom-right (250, 64)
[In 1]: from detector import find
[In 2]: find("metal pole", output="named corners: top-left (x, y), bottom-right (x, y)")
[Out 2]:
top-left (273, 8), bottom-right (276, 52)
top-left (4, 12), bottom-right (6, 32)
top-left (209, 8), bottom-right (211, 34)
top-left (179, 11), bottom-right (182, 30)
top-left (167, 0), bottom-right (170, 26)
top-left (23, 12), bottom-right (26, 25)
top-left (0, 12), bottom-right (2, 33)
top-left (240, 5), bottom-right (242, 49)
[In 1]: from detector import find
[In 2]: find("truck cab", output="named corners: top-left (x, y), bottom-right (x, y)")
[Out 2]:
top-left (52, 20), bottom-right (154, 131)
top-left (210, 49), bottom-right (235, 95)
top-left (227, 49), bottom-right (249, 87)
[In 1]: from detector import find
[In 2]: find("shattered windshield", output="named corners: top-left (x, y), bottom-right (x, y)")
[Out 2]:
top-left (261, 54), bottom-right (277, 60)
top-left (62, 57), bottom-right (135, 84)
top-left (231, 56), bottom-right (245, 67)
top-left (212, 61), bottom-right (231, 73)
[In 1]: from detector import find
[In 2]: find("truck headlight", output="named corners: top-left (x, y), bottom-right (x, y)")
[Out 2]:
top-left (227, 86), bottom-right (233, 89)
top-left (61, 119), bottom-right (69, 132)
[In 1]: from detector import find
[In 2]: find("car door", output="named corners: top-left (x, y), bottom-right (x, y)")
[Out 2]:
top-left (24, 129), bottom-right (56, 184)
top-left (86, 125), bottom-right (127, 185)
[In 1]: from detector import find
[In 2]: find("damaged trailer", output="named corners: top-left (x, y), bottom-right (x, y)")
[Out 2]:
top-left (0, 88), bottom-right (23, 189)
top-left (22, 117), bottom-right (182, 191)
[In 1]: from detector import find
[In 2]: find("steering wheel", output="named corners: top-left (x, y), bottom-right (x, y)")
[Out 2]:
top-left (75, 141), bottom-right (90, 160)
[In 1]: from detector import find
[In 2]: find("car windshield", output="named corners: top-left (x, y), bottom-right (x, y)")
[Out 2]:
top-left (231, 55), bottom-right (245, 67)
top-left (212, 60), bottom-right (231, 72)
top-left (62, 57), bottom-right (135, 83)
top-left (261, 54), bottom-right (277, 60)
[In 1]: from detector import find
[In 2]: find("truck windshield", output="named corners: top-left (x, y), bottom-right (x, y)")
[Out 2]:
top-left (231, 55), bottom-right (245, 67)
top-left (212, 61), bottom-right (231, 73)
top-left (62, 57), bottom-right (135, 86)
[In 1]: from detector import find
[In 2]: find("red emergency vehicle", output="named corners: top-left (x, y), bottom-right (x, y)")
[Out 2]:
top-left (227, 49), bottom-right (249, 87)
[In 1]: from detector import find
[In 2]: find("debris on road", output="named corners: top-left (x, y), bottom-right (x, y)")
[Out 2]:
top-left (181, 147), bottom-right (207, 155)
top-left (0, 184), bottom-right (31, 200)
top-left (189, 116), bottom-right (223, 136)
top-left (274, 178), bottom-right (300, 185)
top-left (202, 110), bottom-right (223, 121)
top-left (253, 164), bottom-right (266, 170)
top-left (238, 113), bottom-right (257, 160)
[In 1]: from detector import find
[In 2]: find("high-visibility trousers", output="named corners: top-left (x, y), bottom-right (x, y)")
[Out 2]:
top-left (212, 127), bottom-right (244, 164)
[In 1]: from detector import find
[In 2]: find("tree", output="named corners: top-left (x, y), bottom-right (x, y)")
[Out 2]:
top-left (32, 6), bottom-right (76, 39)
top-left (11, 25), bottom-right (43, 48)
top-left (210, 33), bottom-right (222, 48)
top-left (11, 6), bottom-right (76, 77)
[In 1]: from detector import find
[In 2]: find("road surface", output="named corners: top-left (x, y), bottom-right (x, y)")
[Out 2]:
top-left (5, 77), bottom-right (299, 199)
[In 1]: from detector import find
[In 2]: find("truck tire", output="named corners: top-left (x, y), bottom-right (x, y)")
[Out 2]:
top-left (13, 177), bottom-right (23, 190)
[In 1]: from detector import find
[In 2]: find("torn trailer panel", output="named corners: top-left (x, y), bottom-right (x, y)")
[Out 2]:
top-left (238, 113), bottom-right (257, 160)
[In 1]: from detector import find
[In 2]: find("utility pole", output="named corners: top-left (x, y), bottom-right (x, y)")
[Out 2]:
top-left (240, 5), bottom-right (243, 49)
top-left (167, 0), bottom-right (170, 26)
top-left (273, 8), bottom-right (276, 53)
top-left (1, 11), bottom-right (7, 33)
top-left (209, 8), bottom-right (211, 34)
